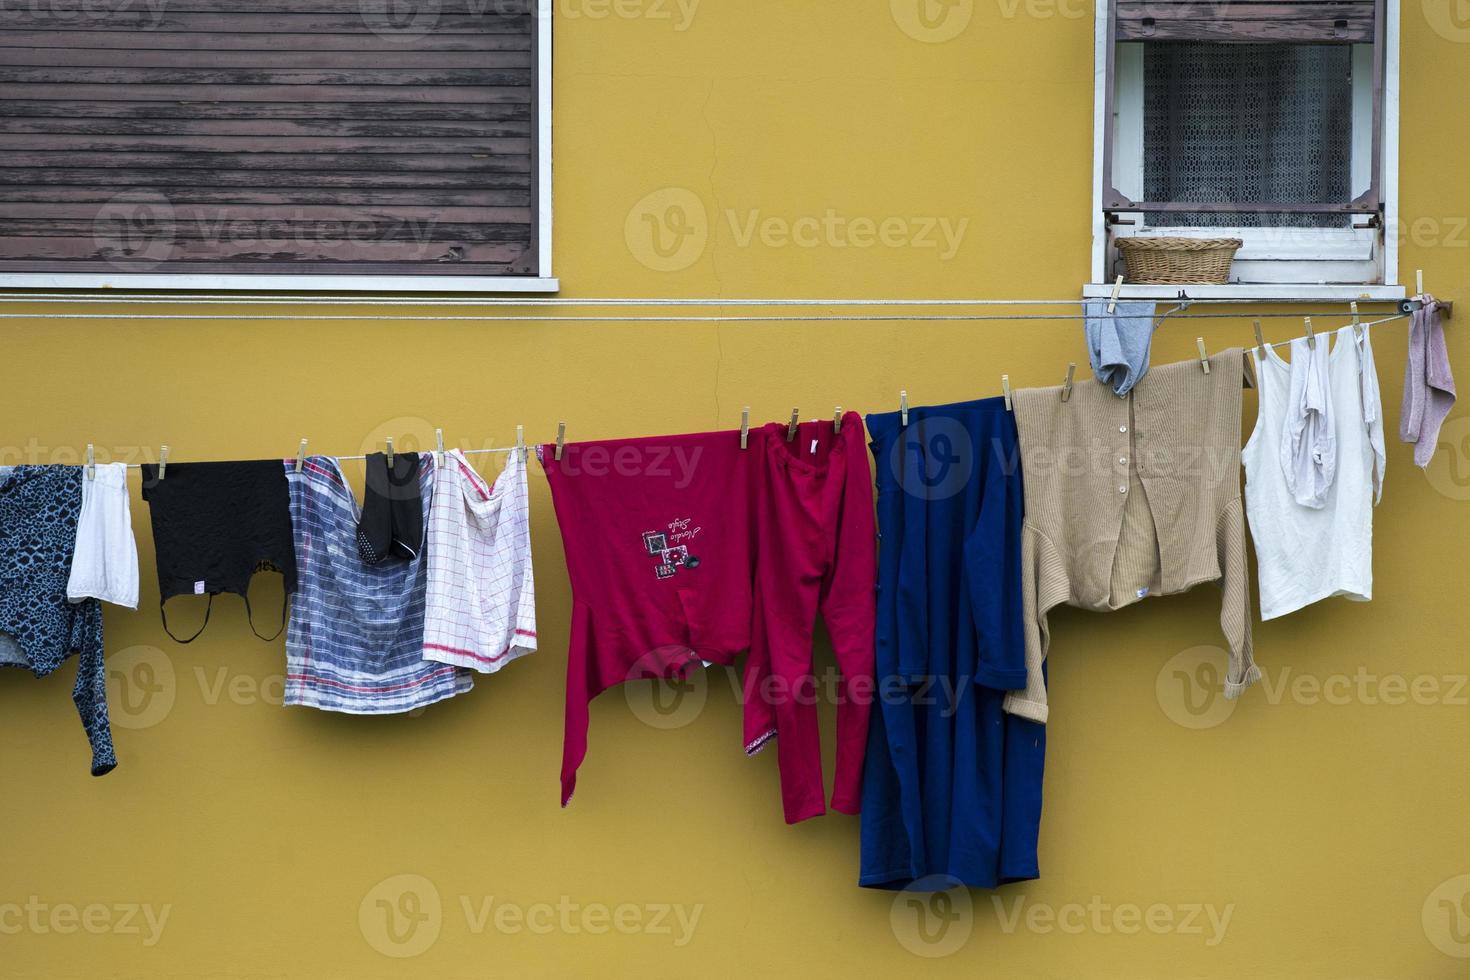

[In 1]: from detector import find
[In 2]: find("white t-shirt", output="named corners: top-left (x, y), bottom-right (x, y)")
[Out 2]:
top-left (67, 462), bottom-right (140, 609)
top-left (422, 449), bottom-right (536, 673)
top-left (1244, 325), bottom-right (1384, 620)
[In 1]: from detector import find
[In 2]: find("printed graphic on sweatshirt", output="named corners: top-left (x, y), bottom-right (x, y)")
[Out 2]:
top-left (643, 518), bottom-right (703, 579)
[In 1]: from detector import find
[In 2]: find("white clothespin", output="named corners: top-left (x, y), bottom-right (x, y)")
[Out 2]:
top-left (1417, 268), bottom-right (1425, 298)
top-left (1196, 339), bottom-right (1211, 374)
top-left (295, 438), bottom-right (307, 473)
top-left (85, 444), bottom-right (95, 480)
top-left (833, 407), bottom-right (843, 434)
top-left (1107, 274), bottom-right (1124, 314)
top-left (739, 407), bottom-right (750, 450)
top-left (786, 409), bottom-right (799, 442)
top-left (1001, 375), bottom-right (1013, 411)
top-left (554, 421), bottom-right (566, 461)
top-left (899, 390), bottom-right (909, 427)
top-left (1350, 302), bottom-right (1362, 341)
top-left (1304, 317), bottom-right (1316, 351)
top-left (516, 424), bottom-right (526, 461)
top-left (1253, 319), bottom-right (1266, 352)
top-left (1061, 363), bottom-right (1076, 402)
top-left (434, 428), bottom-right (445, 465)
top-left (385, 436), bottom-right (394, 466)
top-left (158, 445), bottom-right (169, 478)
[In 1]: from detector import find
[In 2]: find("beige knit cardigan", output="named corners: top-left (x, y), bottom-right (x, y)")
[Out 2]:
top-left (1003, 347), bottom-right (1261, 722)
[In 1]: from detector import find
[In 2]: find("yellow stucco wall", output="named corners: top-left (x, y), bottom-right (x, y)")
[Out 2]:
top-left (4, 2), bottom-right (1470, 977)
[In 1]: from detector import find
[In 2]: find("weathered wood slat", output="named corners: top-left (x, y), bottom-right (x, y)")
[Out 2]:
top-left (1116, 18), bottom-right (1373, 40)
top-left (0, 48), bottom-right (534, 69)
top-left (1117, 1), bottom-right (1372, 18)
top-left (0, 12), bottom-right (531, 32)
top-left (0, 186), bottom-right (531, 206)
top-left (0, 67), bottom-right (530, 86)
top-left (0, 117), bottom-right (531, 138)
top-left (10, 221), bottom-right (533, 244)
top-left (0, 237), bottom-right (528, 263)
top-left (0, 30), bottom-right (529, 51)
top-left (0, 168), bottom-right (530, 189)
top-left (1, 151), bottom-right (531, 172)
top-left (7, 84), bottom-right (529, 103)
top-left (0, 259), bottom-right (534, 275)
top-left (7, 0), bottom-right (533, 12)
top-left (0, 134), bottom-right (532, 154)
top-left (11, 201), bottom-right (528, 222)
top-left (0, 100), bottom-right (527, 120)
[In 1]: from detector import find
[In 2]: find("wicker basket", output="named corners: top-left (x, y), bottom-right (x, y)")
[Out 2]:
top-left (1117, 237), bottom-right (1242, 285)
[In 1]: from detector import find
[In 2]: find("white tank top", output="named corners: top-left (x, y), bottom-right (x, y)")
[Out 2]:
top-left (1243, 325), bottom-right (1385, 620)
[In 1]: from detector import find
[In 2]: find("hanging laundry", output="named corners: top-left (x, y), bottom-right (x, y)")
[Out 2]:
top-left (541, 429), bottom-right (760, 807)
top-left (67, 461), bottom-right (140, 609)
top-left (356, 451), bottom-right (424, 564)
top-left (1401, 296), bottom-right (1457, 468)
top-left (0, 466), bottom-right (114, 775)
top-left (1246, 327), bottom-right (1385, 620)
top-left (421, 448), bottom-right (537, 673)
top-left (140, 460), bottom-right (297, 643)
top-left (1083, 298), bottom-right (1158, 397)
top-left (859, 398), bottom-right (1043, 891)
top-left (284, 455), bottom-right (473, 714)
top-left (740, 412), bottom-right (875, 825)
top-left (1005, 348), bottom-right (1260, 723)
top-left (1279, 334), bottom-right (1336, 508)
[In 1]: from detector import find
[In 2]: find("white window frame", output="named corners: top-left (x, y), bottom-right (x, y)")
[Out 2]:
top-left (1086, 0), bottom-right (1403, 303)
top-left (0, 0), bottom-right (557, 294)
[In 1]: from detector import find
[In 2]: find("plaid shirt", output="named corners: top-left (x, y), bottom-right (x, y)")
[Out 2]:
top-left (422, 449), bottom-right (536, 673)
top-left (284, 455), bottom-right (473, 714)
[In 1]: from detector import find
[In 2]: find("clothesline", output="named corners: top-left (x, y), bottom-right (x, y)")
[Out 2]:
top-left (0, 310), bottom-right (1418, 323)
top-left (71, 309), bottom-right (1417, 472)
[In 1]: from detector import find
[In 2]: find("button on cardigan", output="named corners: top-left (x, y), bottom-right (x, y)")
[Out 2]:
top-left (1004, 348), bottom-right (1261, 722)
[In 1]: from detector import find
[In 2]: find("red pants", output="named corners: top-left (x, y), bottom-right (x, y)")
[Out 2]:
top-left (743, 413), bottom-right (876, 823)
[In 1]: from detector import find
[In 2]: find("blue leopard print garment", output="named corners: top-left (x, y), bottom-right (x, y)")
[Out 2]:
top-left (0, 465), bottom-right (115, 775)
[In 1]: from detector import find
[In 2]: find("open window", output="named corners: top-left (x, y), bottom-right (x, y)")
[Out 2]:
top-left (1089, 0), bottom-right (1403, 300)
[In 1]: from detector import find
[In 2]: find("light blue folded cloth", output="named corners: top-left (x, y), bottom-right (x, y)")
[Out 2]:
top-left (1083, 299), bottom-right (1158, 397)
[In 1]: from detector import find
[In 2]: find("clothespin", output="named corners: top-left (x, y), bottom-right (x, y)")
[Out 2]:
top-left (1061, 363), bottom-right (1076, 402)
top-left (1196, 339), bottom-right (1211, 374)
top-left (158, 445), bottom-right (169, 478)
top-left (1304, 317), bottom-right (1316, 351)
top-left (555, 421), bottom-right (566, 461)
top-left (385, 436), bottom-right (394, 466)
top-left (295, 438), bottom-right (307, 473)
top-left (434, 428), bottom-right (445, 465)
top-left (899, 390), bottom-right (909, 427)
top-left (1350, 302), bottom-right (1362, 341)
top-left (1001, 375), bottom-right (1013, 411)
top-left (786, 409), bottom-right (799, 442)
top-left (833, 407), bottom-right (843, 434)
top-left (85, 444), bottom-right (95, 480)
top-left (1253, 319), bottom-right (1266, 351)
top-left (1107, 274), bottom-right (1124, 315)
top-left (739, 407), bottom-right (750, 450)
top-left (516, 424), bottom-right (526, 461)
top-left (1417, 269), bottom-right (1425, 298)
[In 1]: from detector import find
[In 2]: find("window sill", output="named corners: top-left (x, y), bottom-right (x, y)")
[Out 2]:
top-left (0, 274), bottom-right (562, 294)
top-left (1081, 283), bottom-right (1407, 303)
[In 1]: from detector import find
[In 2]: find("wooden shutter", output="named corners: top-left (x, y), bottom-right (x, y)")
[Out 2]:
top-left (1115, 1), bottom-right (1376, 43)
top-left (0, 0), bottom-right (539, 280)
